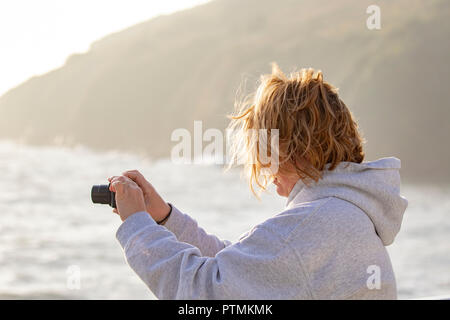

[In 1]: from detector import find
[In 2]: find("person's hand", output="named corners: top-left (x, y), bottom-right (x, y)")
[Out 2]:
top-left (109, 175), bottom-right (146, 221)
top-left (109, 170), bottom-right (171, 223)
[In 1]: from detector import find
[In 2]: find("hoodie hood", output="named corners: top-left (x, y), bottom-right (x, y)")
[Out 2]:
top-left (286, 157), bottom-right (408, 246)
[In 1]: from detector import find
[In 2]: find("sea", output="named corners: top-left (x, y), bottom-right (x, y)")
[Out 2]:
top-left (0, 140), bottom-right (448, 299)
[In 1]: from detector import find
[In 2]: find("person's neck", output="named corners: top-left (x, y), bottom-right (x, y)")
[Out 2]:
top-left (285, 178), bottom-right (304, 208)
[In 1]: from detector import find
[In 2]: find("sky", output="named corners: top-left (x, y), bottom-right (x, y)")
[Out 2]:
top-left (0, 0), bottom-right (210, 97)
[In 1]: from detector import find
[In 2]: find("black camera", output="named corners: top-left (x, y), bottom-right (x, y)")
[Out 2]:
top-left (91, 184), bottom-right (116, 208)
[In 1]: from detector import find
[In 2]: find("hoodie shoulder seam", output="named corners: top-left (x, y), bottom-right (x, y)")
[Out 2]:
top-left (275, 197), bottom-right (333, 299)
top-left (287, 240), bottom-right (317, 299)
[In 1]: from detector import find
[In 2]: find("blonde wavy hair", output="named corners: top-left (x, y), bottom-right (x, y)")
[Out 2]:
top-left (227, 63), bottom-right (365, 195)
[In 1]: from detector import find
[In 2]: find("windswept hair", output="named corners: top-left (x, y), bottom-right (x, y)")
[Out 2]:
top-left (227, 63), bottom-right (365, 195)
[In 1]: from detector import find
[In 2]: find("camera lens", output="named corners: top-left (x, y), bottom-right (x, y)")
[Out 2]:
top-left (91, 184), bottom-right (116, 208)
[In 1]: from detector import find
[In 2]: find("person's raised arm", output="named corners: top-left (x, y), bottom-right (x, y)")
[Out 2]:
top-left (109, 175), bottom-right (305, 299)
top-left (116, 211), bottom-right (303, 299)
top-left (111, 170), bottom-right (230, 257)
top-left (161, 204), bottom-right (231, 257)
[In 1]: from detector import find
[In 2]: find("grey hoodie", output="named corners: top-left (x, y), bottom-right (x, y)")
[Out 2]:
top-left (116, 157), bottom-right (408, 299)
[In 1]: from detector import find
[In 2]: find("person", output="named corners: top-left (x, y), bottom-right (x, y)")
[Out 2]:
top-left (108, 64), bottom-right (408, 299)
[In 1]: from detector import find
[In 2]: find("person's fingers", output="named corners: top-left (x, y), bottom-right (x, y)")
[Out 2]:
top-left (109, 177), bottom-right (118, 192)
top-left (110, 175), bottom-right (132, 183)
top-left (109, 172), bottom-right (148, 192)
top-left (112, 208), bottom-right (118, 214)
top-left (108, 176), bottom-right (121, 191)
top-left (111, 180), bottom-right (123, 194)
top-left (123, 170), bottom-right (140, 184)
top-left (123, 170), bottom-right (150, 188)
top-left (110, 176), bottom-right (128, 193)
top-left (110, 175), bottom-right (140, 194)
